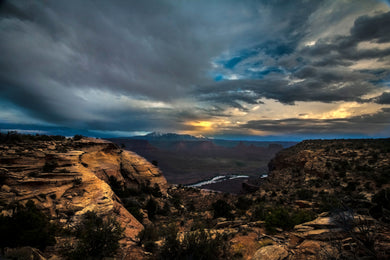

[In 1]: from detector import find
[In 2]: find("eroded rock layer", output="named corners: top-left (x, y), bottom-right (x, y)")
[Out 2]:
top-left (0, 137), bottom-right (168, 248)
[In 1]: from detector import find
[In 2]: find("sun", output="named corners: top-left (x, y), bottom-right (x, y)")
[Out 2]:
top-left (187, 121), bottom-right (213, 130)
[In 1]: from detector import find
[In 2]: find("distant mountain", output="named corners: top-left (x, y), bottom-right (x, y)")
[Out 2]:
top-left (131, 132), bottom-right (208, 141)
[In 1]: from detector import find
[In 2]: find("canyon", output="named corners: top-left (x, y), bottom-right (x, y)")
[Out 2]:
top-left (0, 134), bottom-right (389, 259)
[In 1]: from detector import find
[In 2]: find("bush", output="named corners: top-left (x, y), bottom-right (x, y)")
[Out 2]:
top-left (73, 135), bottom-right (83, 141)
top-left (123, 200), bottom-right (144, 223)
top-left (212, 199), bottom-right (234, 220)
top-left (370, 188), bottom-right (390, 222)
top-left (146, 198), bottom-right (158, 220)
top-left (170, 193), bottom-right (182, 210)
top-left (137, 225), bottom-right (159, 252)
top-left (151, 183), bottom-right (162, 198)
top-left (296, 189), bottom-right (313, 200)
top-left (251, 204), bottom-right (267, 221)
top-left (159, 225), bottom-right (231, 260)
top-left (73, 177), bottom-right (82, 186)
top-left (235, 196), bottom-right (252, 211)
top-left (0, 200), bottom-right (56, 250)
top-left (144, 240), bottom-right (157, 253)
top-left (343, 181), bottom-right (358, 193)
top-left (66, 211), bottom-right (124, 259)
top-left (318, 194), bottom-right (342, 212)
top-left (265, 207), bottom-right (291, 232)
top-left (0, 131), bottom-right (65, 143)
top-left (265, 207), bottom-right (315, 233)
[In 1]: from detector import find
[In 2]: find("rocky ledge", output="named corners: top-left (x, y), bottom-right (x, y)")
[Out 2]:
top-left (0, 137), bottom-right (168, 256)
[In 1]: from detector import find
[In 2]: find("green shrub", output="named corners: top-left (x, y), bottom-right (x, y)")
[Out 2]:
top-left (265, 207), bottom-right (291, 232)
top-left (0, 132), bottom-right (65, 143)
top-left (159, 225), bottom-right (231, 260)
top-left (159, 224), bottom-right (181, 259)
top-left (318, 194), bottom-right (342, 212)
top-left (235, 196), bottom-right (252, 211)
top-left (343, 181), bottom-right (358, 193)
top-left (144, 240), bottom-right (157, 253)
top-left (146, 198), bottom-right (158, 220)
top-left (251, 204), bottom-right (267, 221)
top-left (73, 177), bottom-right (82, 186)
top-left (370, 188), bottom-right (390, 222)
top-left (73, 135), bottom-right (83, 141)
top-left (151, 183), bottom-right (162, 197)
top-left (137, 225), bottom-right (159, 252)
top-left (66, 211), bottom-right (123, 259)
top-left (0, 200), bottom-right (56, 250)
top-left (170, 193), bottom-right (182, 210)
top-left (265, 207), bottom-right (315, 233)
top-left (296, 189), bottom-right (313, 200)
top-left (212, 199), bottom-right (234, 220)
top-left (124, 201), bottom-right (144, 223)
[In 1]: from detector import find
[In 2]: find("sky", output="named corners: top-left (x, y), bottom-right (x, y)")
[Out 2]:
top-left (0, 0), bottom-right (390, 140)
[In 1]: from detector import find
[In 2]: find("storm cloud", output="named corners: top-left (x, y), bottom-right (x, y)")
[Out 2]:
top-left (198, 9), bottom-right (390, 108)
top-left (242, 108), bottom-right (390, 135)
top-left (0, 0), bottom-right (389, 137)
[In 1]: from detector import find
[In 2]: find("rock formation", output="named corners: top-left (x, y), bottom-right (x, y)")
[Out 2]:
top-left (0, 137), bottom-right (168, 257)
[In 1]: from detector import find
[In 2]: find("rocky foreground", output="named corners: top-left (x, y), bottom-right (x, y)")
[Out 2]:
top-left (0, 135), bottom-right (389, 259)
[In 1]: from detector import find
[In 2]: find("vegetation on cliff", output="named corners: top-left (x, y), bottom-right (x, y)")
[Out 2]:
top-left (0, 200), bottom-right (56, 251)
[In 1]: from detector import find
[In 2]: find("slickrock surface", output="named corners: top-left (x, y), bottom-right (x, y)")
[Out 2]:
top-left (0, 137), bottom-right (168, 253)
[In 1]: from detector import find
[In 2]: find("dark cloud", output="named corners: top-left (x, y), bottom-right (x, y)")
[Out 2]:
top-left (196, 76), bottom-right (374, 106)
top-left (242, 109), bottom-right (390, 135)
top-left (350, 11), bottom-right (390, 43)
top-left (372, 92), bottom-right (390, 104)
top-left (199, 9), bottom-right (390, 110)
top-left (0, 0), bottom-right (234, 130)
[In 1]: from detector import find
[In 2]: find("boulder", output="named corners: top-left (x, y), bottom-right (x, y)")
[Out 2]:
top-left (300, 228), bottom-right (345, 241)
top-left (297, 240), bottom-right (322, 255)
top-left (1, 184), bottom-right (12, 192)
top-left (251, 245), bottom-right (288, 260)
top-left (4, 246), bottom-right (46, 260)
top-left (294, 216), bottom-right (338, 230)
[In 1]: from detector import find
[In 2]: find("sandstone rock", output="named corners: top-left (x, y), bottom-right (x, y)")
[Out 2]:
top-left (248, 220), bottom-right (266, 227)
top-left (294, 200), bottom-right (313, 208)
top-left (5, 246), bottom-right (46, 260)
top-left (214, 220), bottom-right (244, 229)
top-left (297, 240), bottom-right (322, 255)
top-left (251, 245), bottom-right (289, 260)
top-left (288, 234), bottom-right (303, 247)
top-left (0, 138), bottom-right (170, 253)
top-left (300, 228), bottom-right (345, 241)
top-left (294, 224), bottom-right (314, 232)
top-left (1, 184), bottom-right (11, 192)
top-left (295, 216), bottom-right (338, 230)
